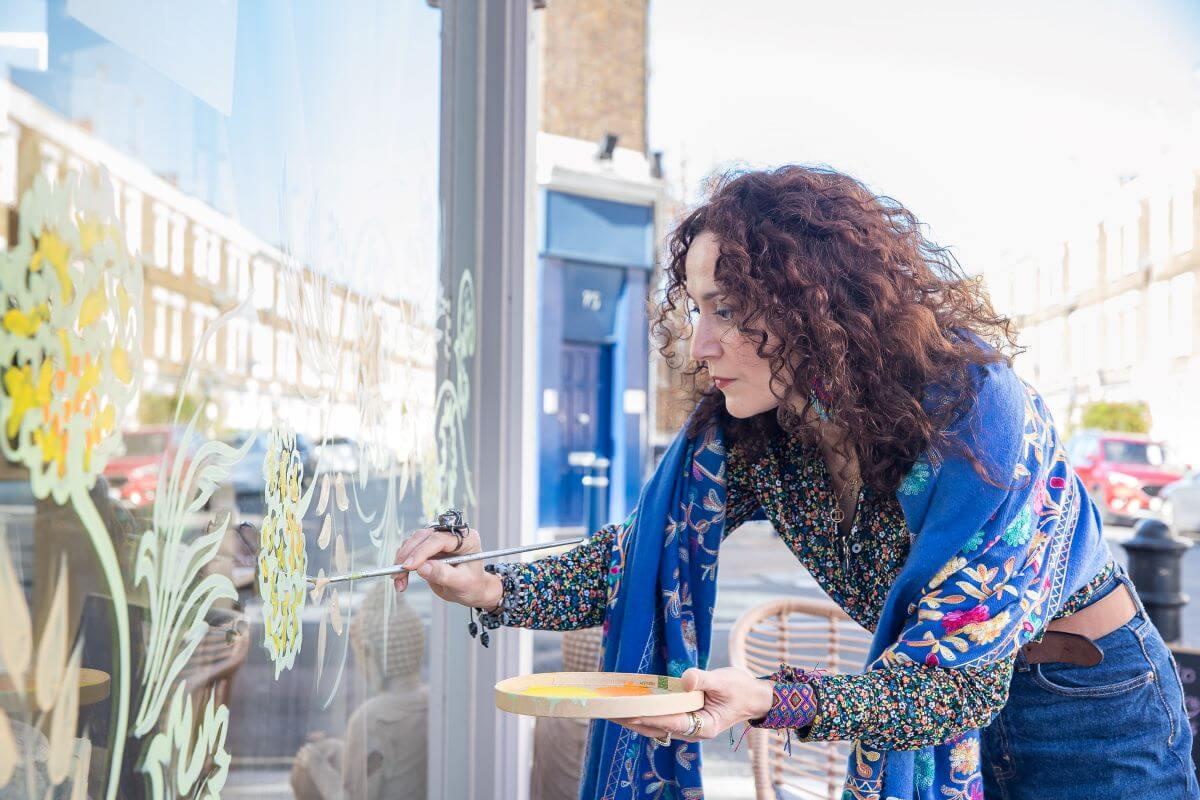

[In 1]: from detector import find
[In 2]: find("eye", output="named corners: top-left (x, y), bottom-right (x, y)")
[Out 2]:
top-left (714, 307), bottom-right (734, 322)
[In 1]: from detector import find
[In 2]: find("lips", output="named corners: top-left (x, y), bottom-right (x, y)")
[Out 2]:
top-left (713, 377), bottom-right (736, 390)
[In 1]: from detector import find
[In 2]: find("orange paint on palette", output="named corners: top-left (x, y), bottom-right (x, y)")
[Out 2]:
top-left (519, 681), bottom-right (657, 699)
top-left (594, 683), bottom-right (654, 697)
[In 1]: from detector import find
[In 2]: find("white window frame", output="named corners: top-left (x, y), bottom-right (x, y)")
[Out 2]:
top-left (1149, 193), bottom-right (1170, 262)
top-left (253, 257), bottom-right (275, 310)
top-left (428, 4), bottom-right (534, 798)
top-left (1121, 221), bottom-right (1138, 275)
top-left (123, 187), bottom-right (143, 256)
top-left (226, 243), bottom-right (248, 297)
top-left (190, 302), bottom-right (219, 364)
top-left (1068, 227), bottom-right (1098, 294)
top-left (225, 319), bottom-right (240, 372)
top-left (170, 212), bottom-right (187, 275)
top-left (152, 203), bottom-right (170, 268)
top-left (275, 330), bottom-right (296, 384)
top-left (1148, 280), bottom-right (1170, 363)
top-left (1169, 272), bottom-right (1195, 358)
top-left (1105, 291), bottom-right (1140, 367)
top-left (151, 286), bottom-right (168, 359)
top-left (168, 293), bottom-right (184, 363)
top-left (192, 227), bottom-right (209, 279)
top-left (252, 323), bottom-right (273, 380)
top-left (39, 141), bottom-right (62, 184)
top-left (1172, 180), bottom-right (1196, 256)
top-left (207, 233), bottom-right (224, 284)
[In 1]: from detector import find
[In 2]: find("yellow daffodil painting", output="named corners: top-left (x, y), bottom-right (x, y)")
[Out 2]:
top-left (258, 426), bottom-right (311, 676)
top-left (0, 171), bottom-right (143, 800)
top-left (0, 173), bottom-right (142, 500)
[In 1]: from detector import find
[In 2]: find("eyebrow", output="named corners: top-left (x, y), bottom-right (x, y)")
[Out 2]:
top-left (684, 289), bottom-right (723, 302)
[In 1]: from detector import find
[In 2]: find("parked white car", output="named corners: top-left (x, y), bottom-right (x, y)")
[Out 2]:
top-left (1161, 471), bottom-right (1200, 536)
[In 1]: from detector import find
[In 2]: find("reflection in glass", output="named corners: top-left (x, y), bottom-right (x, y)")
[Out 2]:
top-left (0, 2), bottom-right (446, 797)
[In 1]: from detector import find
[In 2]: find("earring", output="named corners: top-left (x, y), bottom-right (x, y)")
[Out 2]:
top-left (809, 376), bottom-right (833, 422)
top-left (810, 391), bottom-right (831, 422)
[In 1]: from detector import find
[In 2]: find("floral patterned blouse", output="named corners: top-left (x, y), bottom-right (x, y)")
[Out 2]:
top-left (484, 429), bottom-right (1115, 750)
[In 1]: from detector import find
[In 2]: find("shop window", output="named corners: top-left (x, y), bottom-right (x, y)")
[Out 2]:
top-left (0, 5), bottom-right (458, 799)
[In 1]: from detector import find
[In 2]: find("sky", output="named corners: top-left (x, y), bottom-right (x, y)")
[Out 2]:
top-left (647, 0), bottom-right (1200, 275)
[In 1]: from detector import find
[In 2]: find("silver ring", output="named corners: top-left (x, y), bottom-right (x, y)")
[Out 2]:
top-left (448, 529), bottom-right (466, 553)
top-left (684, 711), bottom-right (702, 738)
top-left (652, 732), bottom-right (671, 746)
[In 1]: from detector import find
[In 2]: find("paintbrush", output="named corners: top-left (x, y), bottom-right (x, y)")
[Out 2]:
top-left (305, 536), bottom-right (588, 587)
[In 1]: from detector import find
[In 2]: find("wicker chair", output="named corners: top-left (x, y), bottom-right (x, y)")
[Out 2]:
top-left (728, 597), bottom-right (873, 800)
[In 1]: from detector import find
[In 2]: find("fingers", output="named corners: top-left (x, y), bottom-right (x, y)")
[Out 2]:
top-left (393, 530), bottom-right (431, 585)
top-left (403, 532), bottom-right (461, 575)
top-left (393, 545), bottom-right (409, 591)
top-left (614, 724), bottom-right (672, 743)
top-left (414, 560), bottom-right (469, 594)
top-left (681, 667), bottom-right (708, 693)
top-left (611, 712), bottom-right (712, 742)
top-left (394, 528), bottom-right (434, 567)
top-left (392, 528), bottom-right (440, 592)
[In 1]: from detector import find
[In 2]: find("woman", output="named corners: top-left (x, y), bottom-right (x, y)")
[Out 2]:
top-left (394, 166), bottom-right (1198, 800)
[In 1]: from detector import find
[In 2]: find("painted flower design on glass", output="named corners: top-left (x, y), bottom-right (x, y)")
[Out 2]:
top-left (258, 426), bottom-right (308, 676)
top-left (0, 173), bottom-right (142, 503)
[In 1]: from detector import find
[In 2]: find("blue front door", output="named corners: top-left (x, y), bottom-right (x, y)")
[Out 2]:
top-left (559, 342), bottom-right (611, 527)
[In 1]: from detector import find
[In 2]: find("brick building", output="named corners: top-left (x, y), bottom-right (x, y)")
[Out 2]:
top-left (531, 0), bottom-right (679, 535)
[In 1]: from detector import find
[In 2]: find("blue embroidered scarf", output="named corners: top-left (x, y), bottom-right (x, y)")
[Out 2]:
top-left (579, 416), bottom-right (730, 800)
top-left (580, 359), bottom-right (1109, 800)
top-left (842, 364), bottom-right (1109, 800)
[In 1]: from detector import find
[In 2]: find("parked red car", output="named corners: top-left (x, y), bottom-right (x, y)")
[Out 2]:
top-left (102, 425), bottom-right (190, 507)
top-left (1067, 430), bottom-right (1186, 525)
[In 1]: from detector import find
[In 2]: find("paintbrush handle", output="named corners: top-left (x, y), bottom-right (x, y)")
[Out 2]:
top-left (310, 536), bottom-right (588, 586)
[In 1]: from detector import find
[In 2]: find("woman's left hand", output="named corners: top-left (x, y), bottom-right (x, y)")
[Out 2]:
top-left (611, 666), bottom-right (774, 743)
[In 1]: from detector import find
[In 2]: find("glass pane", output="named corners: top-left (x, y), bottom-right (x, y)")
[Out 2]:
top-left (0, 2), bottom-right (448, 798)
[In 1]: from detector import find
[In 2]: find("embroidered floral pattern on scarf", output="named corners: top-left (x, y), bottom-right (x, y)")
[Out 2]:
top-left (837, 373), bottom-right (1103, 800)
top-left (579, 420), bottom-right (737, 800)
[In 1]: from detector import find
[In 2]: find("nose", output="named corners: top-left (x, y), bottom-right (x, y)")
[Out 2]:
top-left (689, 313), bottom-right (723, 364)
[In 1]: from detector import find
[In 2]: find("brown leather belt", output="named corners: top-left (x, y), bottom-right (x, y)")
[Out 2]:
top-left (1019, 582), bottom-right (1139, 666)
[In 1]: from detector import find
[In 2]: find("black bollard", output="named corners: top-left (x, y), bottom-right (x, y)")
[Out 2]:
top-left (583, 457), bottom-right (611, 535)
top-left (1121, 518), bottom-right (1192, 644)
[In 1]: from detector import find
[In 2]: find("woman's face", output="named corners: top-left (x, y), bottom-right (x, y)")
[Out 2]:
top-left (684, 230), bottom-right (782, 419)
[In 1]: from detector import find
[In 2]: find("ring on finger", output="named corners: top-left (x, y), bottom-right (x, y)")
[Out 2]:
top-left (652, 731), bottom-right (671, 746)
top-left (684, 711), bottom-right (702, 738)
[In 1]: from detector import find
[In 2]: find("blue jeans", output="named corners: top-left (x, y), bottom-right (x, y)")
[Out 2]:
top-left (981, 570), bottom-right (1199, 799)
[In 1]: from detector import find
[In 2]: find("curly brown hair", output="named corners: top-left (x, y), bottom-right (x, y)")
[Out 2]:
top-left (652, 165), bottom-right (1021, 493)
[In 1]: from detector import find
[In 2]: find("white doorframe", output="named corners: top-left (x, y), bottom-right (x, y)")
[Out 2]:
top-left (429, 2), bottom-right (536, 798)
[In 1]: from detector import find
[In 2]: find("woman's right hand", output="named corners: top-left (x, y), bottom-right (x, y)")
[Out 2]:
top-left (392, 526), bottom-right (504, 611)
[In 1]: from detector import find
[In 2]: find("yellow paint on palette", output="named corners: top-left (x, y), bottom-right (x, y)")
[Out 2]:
top-left (519, 682), bottom-right (657, 699)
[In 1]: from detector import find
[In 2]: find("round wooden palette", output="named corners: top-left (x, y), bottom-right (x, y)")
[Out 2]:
top-left (494, 671), bottom-right (704, 719)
